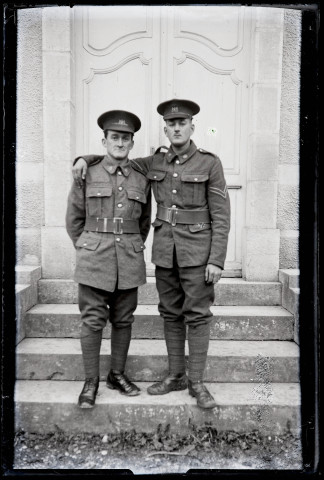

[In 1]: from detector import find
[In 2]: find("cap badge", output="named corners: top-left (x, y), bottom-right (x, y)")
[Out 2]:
top-left (171, 105), bottom-right (179, 113)
top-left (117, 119), bottom-right (127, 125)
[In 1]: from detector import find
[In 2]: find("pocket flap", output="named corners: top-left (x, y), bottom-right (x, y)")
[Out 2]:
top-left (132, 239), bottom-right (146, 252)
top-left (146, 170), bottom-right (167, 181)
top-left (86, 185), bottom-right (113, 197)
top-left (76, 232), bottom-right (101, 250)
top-left (181, 173), bottom-right (209, 183)
top-left (127, 189), bottom-right (146, 203)
top-left (188, 223), bottom-right (211, 233)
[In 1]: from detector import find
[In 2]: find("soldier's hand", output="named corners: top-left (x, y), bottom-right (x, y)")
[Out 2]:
top-left (205, 264), bottom-right (222, 284)
top-left (72, 158), bottom-right (87, 188)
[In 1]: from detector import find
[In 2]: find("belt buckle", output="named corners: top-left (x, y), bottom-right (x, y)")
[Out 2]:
top-left (168, 207), bottom-right (177, 227)
top-left (113, 217), bottom-right (124, 234)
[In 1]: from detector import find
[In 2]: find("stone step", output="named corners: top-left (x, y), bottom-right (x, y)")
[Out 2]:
top-left (25, 304), bottom-right (294, 340)
top-left (37, 278), bottom-right (282, 306)
top-left (16, 283), bottom-right (38, 345)
top-left (16, 338), bottom-right (299, 383)
top-left (16, 265), bottom-right (42, 287)
top-left (15, 380), bottom-right (301, 436)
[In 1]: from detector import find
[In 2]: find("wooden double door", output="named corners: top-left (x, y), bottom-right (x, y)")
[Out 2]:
top-left (74, 6), bottom-right (253, 276)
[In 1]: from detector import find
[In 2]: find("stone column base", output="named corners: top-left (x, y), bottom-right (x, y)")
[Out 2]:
top-left (41, 226), bottom-right (75, 279)
top-left (242, 227), bottom-right (280, 281)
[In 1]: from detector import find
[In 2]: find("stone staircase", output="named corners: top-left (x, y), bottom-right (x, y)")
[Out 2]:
top-left (15, 269), bottom-right (301, 437)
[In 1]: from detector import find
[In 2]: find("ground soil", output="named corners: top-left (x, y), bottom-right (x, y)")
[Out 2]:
top-left (13, 425), bottom-right (302, 474)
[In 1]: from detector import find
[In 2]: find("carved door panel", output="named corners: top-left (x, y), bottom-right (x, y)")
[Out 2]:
top-left (74, 6), bottom-right (252, 276)
top-left (161, 6), bottom-right (252, 275)
top-left (74, 6), bottom-right (160, 273)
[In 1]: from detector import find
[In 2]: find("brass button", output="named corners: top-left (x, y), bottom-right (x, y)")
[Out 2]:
top-left (172, 205), bottom-right (177, 208)
top-left (172, 189), bottom-right (177, 194)
top-left (194, 178), bottom-right (198, 181)
top-left (173, 173), bottom-right (178, 178)
top-left (117, 203), bottom-right (122, 208)
top-left (116, 238), bottom-right (121, 242)
top-left (175, 160), bottom-right (180, 164)
top-left (153, 175), bottom-right (157, 179)
top-left (97, 193), bottom-right (101, 196)
top-left (117, 171), bottom-right (122, 176)
top-left (118, 186), bottom-right (123, 191)
top-left (183, 155), bottom-right (188, 159)
top-left (83, 243), bottom-right (87, 246)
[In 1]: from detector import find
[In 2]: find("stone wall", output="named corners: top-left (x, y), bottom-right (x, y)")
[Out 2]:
top-left (278, 9), bottom-right (301, 269)
top-left (16, 7), bottom-right (76, 277)
top-left (16, 7), bottom-right (301, 280)
top-left (242, 8), bottom-right (283, 281)
top-left (16, 9), bottom-right (44, 266)
top-left (41, 7), bottom-right (76, 279)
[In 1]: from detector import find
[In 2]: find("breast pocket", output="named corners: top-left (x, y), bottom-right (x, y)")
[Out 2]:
top-left (127, 189), bottom-right (147, 217)
top-left (181, 173), bottom-right (209, 207)
top-left (146, 170), bottom-right (167, 203)
top-left (86, 184), bottom-right (113, 217)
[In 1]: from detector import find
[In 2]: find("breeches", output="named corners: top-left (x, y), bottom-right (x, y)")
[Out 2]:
top-left (155, 260), bottom-right (214, 326)
top-left (155, 252), bottom-right (215, 381)
top-left (78, 283), bottom-right (138, 331)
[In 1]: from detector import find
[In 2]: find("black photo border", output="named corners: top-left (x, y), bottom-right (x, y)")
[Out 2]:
top-left (2, 2), bottom-right (321, 479)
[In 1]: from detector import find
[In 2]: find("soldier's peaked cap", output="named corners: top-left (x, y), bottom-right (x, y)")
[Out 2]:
top-left (157, 99), bottom-right (200, 120)
top-left (97, 110), bottom-right (141, 134)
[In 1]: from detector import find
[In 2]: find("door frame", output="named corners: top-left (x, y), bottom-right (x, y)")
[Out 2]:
top-left (40, 6), bottom-right (283, 282)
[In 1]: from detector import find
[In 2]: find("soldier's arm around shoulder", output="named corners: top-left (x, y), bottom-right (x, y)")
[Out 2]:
top-left (72, 155), bottom-right (104, 186)
top-left (131, 146), bottom-right (167, 176)
top-left (139, 184), bottom-right (152, 243)
top-left (130, 155), bottom-right (153, 176)
top-left (207, 154), bottom-right (231, 269)
top-left (66, 180), bottom-right (86, 247)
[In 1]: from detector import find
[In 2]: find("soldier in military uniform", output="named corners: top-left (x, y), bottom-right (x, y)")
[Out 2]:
top-left (66, 110), bottom-right (151, 408)
top-left (72, 99), bottom-right (230, 409)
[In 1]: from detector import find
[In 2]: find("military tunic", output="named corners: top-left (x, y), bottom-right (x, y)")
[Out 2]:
top-left (76, 139), bottom-right (231, 385)
top-left (66, 156), bottom-right (151, 292)
top-left (80, 140), bottom-right (230, 269)
top-left (133, 140), bottom-right (230, 269)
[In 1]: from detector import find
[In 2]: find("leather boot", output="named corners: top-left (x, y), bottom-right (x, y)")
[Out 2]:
top-left (78, 377), bottom-right (99, 408)
top-left (188, 380), bottom-right (217, 409)
top-left (106, 370), bottom-right (141, 396)
top-left (147, 373), bottom-right (188, 395)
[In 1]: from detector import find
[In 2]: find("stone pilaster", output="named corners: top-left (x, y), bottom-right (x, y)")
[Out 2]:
top-left (243, 8), bottom-right (284, 281)
top-left (16, 9), bottom-right (44, 266)
top-left (278, 10), bottom-right (301, 269)
top-left (42, 7), bottom-right (76, 278)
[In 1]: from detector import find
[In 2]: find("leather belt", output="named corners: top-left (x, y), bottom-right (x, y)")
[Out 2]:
top-left (157, 205), bottom-right (210, 226)
top-left (84, 217), bottom-right (140, 234)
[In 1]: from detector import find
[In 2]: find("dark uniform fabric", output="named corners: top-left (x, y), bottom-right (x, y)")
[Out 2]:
top-left (78, 284), bottom-right (138, 331)
top-left (156, 248), bottom-right (214, 379)
top-left (78, 139), bottom-right (230, 383)
top-left (80, 140), bottom-right (230, 269)
top-left (79, 284), bottom-right (138, 374)
top-left (132, 140), bottom-right (230, 269)
top-left (66, 156), bottom-right (151, 292)
top-left (66, 155), bottom-right (151, 378)
top-left (156, 253), bottom-right (214, 327)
